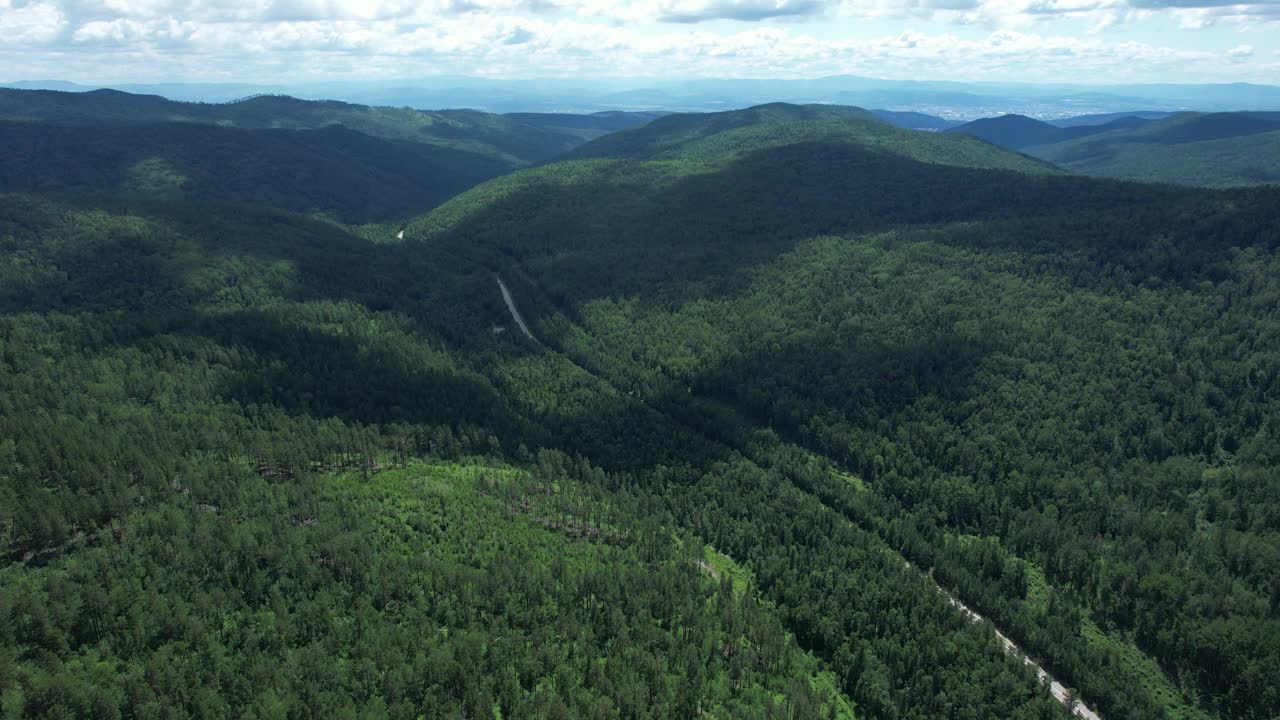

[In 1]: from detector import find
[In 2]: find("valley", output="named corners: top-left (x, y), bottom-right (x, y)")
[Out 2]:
top-left (1, 85), bottom-right (1278, 720)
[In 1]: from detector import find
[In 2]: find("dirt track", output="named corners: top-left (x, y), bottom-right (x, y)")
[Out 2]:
top-left (497, 277), bottom-right (533, 339)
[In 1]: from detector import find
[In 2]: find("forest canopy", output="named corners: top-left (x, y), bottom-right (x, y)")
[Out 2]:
top-left (2, 95), bottom-right (1279, 720)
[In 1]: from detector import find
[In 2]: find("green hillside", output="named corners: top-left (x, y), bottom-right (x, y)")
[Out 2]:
top-left (567, 103), bottom-right (873, 158)
top-left (5, 98), bottom-right (1280, 720)
top-left (946, 113), bottom-right (1140, 150)
top-left (570, 104), bottom-right (1055, 175)
top-left (0, 121), bottom-right (517, 223)
top-left (0, 188), bottom-right (1075, 720)
top-left (1026, 112), bottom-right (1280, 186)
top-left (1031, 128), bottom-right (1280, 186)
top-left (405, 109), bottom-right (1280, 720)
top-left (0, 88), bottom-right (580, 167)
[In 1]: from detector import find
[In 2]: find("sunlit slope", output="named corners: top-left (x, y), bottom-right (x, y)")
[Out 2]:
top-left (570, 103), bottom-right (1055, 173)
top-left (403, 103), bottom-right (1280, 719)
top-left (0, 190), bottom-right (1072, 720)
top-left (2, 453), bottom-right (856, 719)
top-left (411, 106), bottom-right (1156, 304)
top-left (8, 94), bottom-right (1280, 720)
top-left (1025, 112), bottom-right (1280, 187)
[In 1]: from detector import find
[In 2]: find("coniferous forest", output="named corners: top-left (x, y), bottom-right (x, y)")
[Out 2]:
top-left (1, 87), bottom-right (1279, 720)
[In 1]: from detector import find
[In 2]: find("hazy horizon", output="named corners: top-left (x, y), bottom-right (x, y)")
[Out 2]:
top-left (1, 0), bottom-right (1277, 87)
top-left (6, 73), bottom-right (1280, 89)
top-left (8, 72), bottom-right (1280, 119)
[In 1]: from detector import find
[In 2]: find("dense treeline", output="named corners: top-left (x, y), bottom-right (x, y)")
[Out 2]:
top-left (406, 109), bottom-right (1280, 718)
top-left (0, 190), bottom-right (1075, 719)
top-left (0, 189), bottom-right (857, 717)
top-left (7, 102), bottom-right (1280, 719)
top-left (445, 173), bottom-right (1280, 717)
top-left (0, 121), bottom-right (512, 223)
top-left (1023, 112), bottom-right (1280, 187)
top-left (2, 452), bottom-right (857, 719)
top-left (0, 88), bottom-right (581, 166)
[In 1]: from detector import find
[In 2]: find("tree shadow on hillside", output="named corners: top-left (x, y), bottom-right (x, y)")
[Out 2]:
top-left (430, 140), bottom-right (1200, 321)
top-left (0, 121), bottom-right (507, 224)
top-left (617, 317), bottom-right (998, 481)
top-left (8, 141), bottom-right (1272, 479)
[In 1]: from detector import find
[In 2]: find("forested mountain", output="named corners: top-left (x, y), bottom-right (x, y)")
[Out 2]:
top-left (4, 100), bottom-right (1280, 720)
top-left (0, 87), bottom-right (674, 222)
top-left (0, 88), bottom-right (582, 167)
top-left (503, 111), bottom-right (670, 142)
top-left (1020, 111), bottom-right (1280, 187)
top-left (0, 187), bottom-right (1060, 720)
top-left (0, 121), bottom-right (513, 223)
top-left (568, 103), bottom-right (1053, 173)
top-left (567, 103), bottom-right (876, 158)
top-left (1049, 111), bottom-right (1173, 128)
top-left (950, 110), bottom-right (1280, 186)
top-left (945, 113), bottom-right (1150, 150)
top-left (403, 104), bottom-right (1280, 719)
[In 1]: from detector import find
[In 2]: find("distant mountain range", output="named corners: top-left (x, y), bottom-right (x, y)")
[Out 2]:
top-left (6, 76), bottom-right (1280, 119)
top-left (6, 85), bottom-right (1274, 194)
top-left (0, 87), bottom-right (658, 222)
top-left (949, 111), bottom-right (1280, 187)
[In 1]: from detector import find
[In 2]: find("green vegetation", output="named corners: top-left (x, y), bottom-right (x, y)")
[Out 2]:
top-left (1015, 561), bottom-right (1212, 720)
top-left (0, 185), bottom-right (1074, 719)
top-left (0, 88), bottom-right (581, 167)
top-left (571, 104), bottom-right (1052, 174)
top-left (1028, 126), bottom-right (1280, 187)
top-left (406, 106), bottom-right (1280, 719)
top-left (1021, 112), bottom-right (1280, 187)
top-left (0, 87), bottom-right (660, 225)
top-left (946, 114), bottom-right (1112, 149)
top-left (0, 121), bottom-right (515, 223)
top-left (2, 455), bottom-right (854, 718)
top-left (4, 100), bottom-right (1280, 719)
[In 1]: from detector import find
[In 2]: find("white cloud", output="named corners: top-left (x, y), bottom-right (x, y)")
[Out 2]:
top-left (654, 0), bottom-right (830, 22)
top-left (0, 0), bottom-right (1275, 82)
top-left (0, 1), bottom-right (66, 43)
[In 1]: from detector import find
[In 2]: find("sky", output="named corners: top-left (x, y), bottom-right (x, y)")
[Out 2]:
top-left (1, 0), bottom-right (1278, 85)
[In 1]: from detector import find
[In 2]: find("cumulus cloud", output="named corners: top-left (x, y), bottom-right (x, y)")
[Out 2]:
top-left (826, 0), bottom-right (1280, 29)
top-left (0, 0), bottom-right (1275, 82)
top-left (0, 1), bottom-right (66, 43)
top-left (654, 0), bottom-right (830, 22)
top-left (1129, 0), bottom-right (1243, 7)
top-left (262, 0), bottom-right (418, 22)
